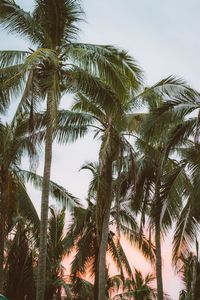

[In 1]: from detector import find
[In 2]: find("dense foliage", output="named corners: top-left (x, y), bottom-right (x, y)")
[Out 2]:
top-left (0, 1), bottom-right (199, 300)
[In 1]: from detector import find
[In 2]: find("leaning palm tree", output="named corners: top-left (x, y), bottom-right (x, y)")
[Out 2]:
top-left (0, 2), bottom-right (143, 299)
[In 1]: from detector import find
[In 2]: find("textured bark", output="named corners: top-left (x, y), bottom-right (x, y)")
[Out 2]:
top-left (0, 171), bottom-right (8, 294)
top-left (96, 126), bottom-right (119, 300)
top-left (98, 199), bottom-right (112, 300)
top-left (155, 218), bottom-right (164, 300)
top-left (0, 176), bottom-right (5, 294)
top-left (36, 92), bottom-right (54, 300)
top-left (94, 253), bottom-right (99, 299)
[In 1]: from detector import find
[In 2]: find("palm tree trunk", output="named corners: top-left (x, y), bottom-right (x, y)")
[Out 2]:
top-left (98, 199), bottom-right (112, 300)
top-left (191, 256), bottom-right (197, 300)
top-left (0, 186), bottom-right (5, 294)
top-left (36, 92), bottom-right (54, 300)
top-left (155, 218), bottom-right (164, 300)
top-left (0, 171), bottom-right (8, 294)
top-left (94, 253), bottom-right (99, 299)
top-left (96, 156), bottom-right (113, 300)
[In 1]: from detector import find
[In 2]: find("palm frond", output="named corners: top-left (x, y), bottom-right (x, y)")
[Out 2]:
top-left (19, 170), bottom-right (80, 208)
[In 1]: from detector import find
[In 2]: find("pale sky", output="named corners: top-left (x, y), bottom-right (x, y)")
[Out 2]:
top-left (1, 1), bottom-right (200, 298)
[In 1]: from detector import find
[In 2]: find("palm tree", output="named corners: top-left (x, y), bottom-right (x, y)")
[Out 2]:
top-left (44, 206), bottom-right (71, 300)
top-left (0, 2), bottom-right (143, 298)
top-left (0, 110), bottom-right (79, 294)
top-left (0, 111), bottom-right (38, 294)
top-left (178, 247), bottom-right (200, 300)
top-left (112, 269), bottom-right (157, 300)
top-left (5, 217), bottom-right (37, 300)
top-left (5, 206), bottom-right (74, 300)
top-left (67, 199), bottom-right (155, 280)
top-left (65, 160), bottom-right (155, 300)
top-left (55, 75), bottom-right (187, 299)
top-left (125, 95), bottom-right (189, 300)
top-left (137, 88), bottom-right (200, 293)
top-left (55, 78), bottom-right (150, 298)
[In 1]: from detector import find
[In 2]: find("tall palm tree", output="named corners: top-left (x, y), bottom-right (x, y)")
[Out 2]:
top-left (137, 88), bottom-right (200, 290)
top-left (65, 159), bottom-right (155, 300)
top-left (0, 111), bottom-right (37, 294)
top-left (0, 110), bottom-right (79, 294)
top-left (55, 79), bottom-right (149, 298)
top-left (0, 2), bottom-right (143, 298)
top-left (55, 75), bottom-right (187, 299)
top-left (125, 95), bottom-right (189, 300)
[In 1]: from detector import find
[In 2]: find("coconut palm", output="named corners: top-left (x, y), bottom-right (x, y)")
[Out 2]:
top-left (136, 89), bottom-right (200, 296)
top-left (64, 160), bottom-right (155, 300)
top-left (178, 246), bottom-right (200, 300)
top-left (112, 269), bottom-right (157, 300)
top-left (5, 217), bottom-right (37, 300)
top-left (67, 199), bottom-right (155, 280)
top-left (54, 74), bottom-right (188, 299)
top-left (124, 95), bottom-right (190, 300)
top-left (5, 206), bottom-right (75, 300)
top-left (0, 2), bottom-right (144, 298)
top-left (0, 110), bottom-right (79, 294)
top-left (54, 79), bottom-right (149, 299)
top-left (44, 207), bottom-right (71, 300)
top-left (0, 111), bottom-right (38, 294)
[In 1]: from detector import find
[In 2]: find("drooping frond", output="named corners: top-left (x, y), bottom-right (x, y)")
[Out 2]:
top-left (0, 0), bottom-right (42, 44)
top-left (66, 43), bottom-right (143, 96)
top-left (173, 199), bottom-right (199, 266)
top-left (0, 50), bottom-right (29, 67)
top-left (19, 170), bottom-right (80, 208)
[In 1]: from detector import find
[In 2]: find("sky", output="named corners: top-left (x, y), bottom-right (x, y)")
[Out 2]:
top-left (1, 0), bottom-right (200, 298)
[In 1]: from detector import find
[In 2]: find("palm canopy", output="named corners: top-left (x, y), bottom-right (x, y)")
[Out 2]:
top-left (137, 92), bottom-right (200, 266)
top-left (0, 1), bottom-right (144, 117)
top-left (178, 248), bottom-right (200, 300)
top-left (139, 88), bottom-right (200, 151)
top-left (65, 197), bottom-right (155, 282)
top-left (113, 269), bottom-right (157, 300)
top-left (0, 108), bottom-right (80, 293)
top-left (65, 161), bottom-right (155, 282)
top-left (0, 110), bottom-right (79, 226)
top-left (0, 2), bottom-right (145, 299)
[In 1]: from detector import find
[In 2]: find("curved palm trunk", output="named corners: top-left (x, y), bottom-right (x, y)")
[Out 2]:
top-left (36, 92), bottom-right (54, 300)
top-left (155, 217), bottom-right (164, 300)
